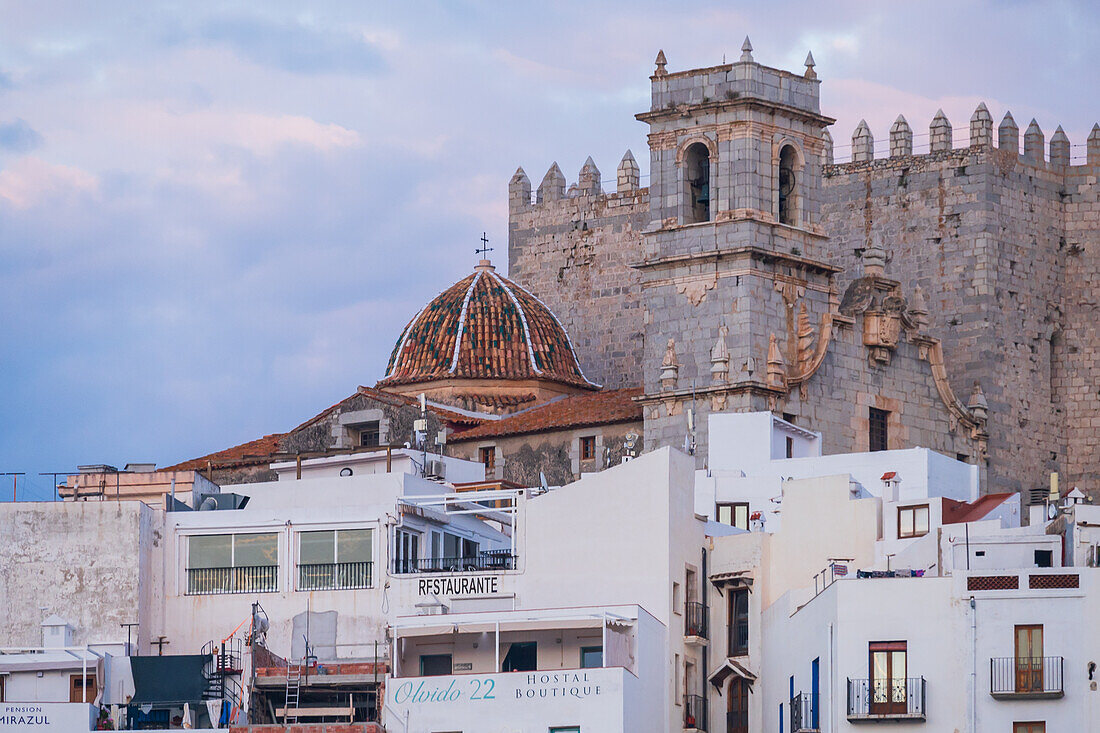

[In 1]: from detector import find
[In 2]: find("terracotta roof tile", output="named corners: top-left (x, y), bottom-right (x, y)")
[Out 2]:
top-left (164, 433), bottom-right (284, 471)
top-left (450, 388), bottom-right (643, 442)
top-left (941, 492), bottom-right (1015, 525)
top-left (379, 263), bottom-right (597, 390)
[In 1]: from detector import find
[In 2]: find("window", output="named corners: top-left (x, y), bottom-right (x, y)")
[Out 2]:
top-left (298, 529), bottom-right (373, 590)
top-left (187, 533), bottom-right (278, 595)
top-left (550, 728), bottom-right (581, 733)
top-left (1034, 549), bottom-right (1053, 568)
top-left (1014, 724), bottom-right (1045, 733)
top-left (672, 581), bottom-right (682, 614)
top-left (419, 654), bottom-right (452, 676)
top-left (479, 446), bottom-right (496, 472)
top-left (580, 646), bottom-right (603, 669)
top-left (359, 421), bottom-right (380, 447)
top-left (717, 502), bottom-right (750, 531)
top-left (682, 142), bottom-right (711, 224)
top-left (394, 528), bottom-right (419, 573)
top-left (580, 436), bottom-right (597, 461)
top-left (786, 436), bottom-right (794, 458)
top-left (728, 588), bottom-right (749, 656)
top-left (502, 642), bottom-right (537, 673)
top-left (897, 505), bottom-right (930, 539)
top-left (869, 641), bottom-right (907, 716)
top-left (956, 453), bottom-right (969, 463)
top-left (869, 407), bottom-right (889, 451)
top-left (778, 144), bottom-right (799, 226)
top-left (1015, 625), bottom-right (1044, 694)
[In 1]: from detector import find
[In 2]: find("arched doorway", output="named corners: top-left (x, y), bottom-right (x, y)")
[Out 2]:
top-left (727, 677), bottom-right (748, 732)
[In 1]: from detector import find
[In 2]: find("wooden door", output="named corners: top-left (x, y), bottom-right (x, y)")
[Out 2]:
top-left (1015, 625), bottom-right (1044, 693)
top-left (726, 677), bottom-right (748, 733)
top-left (869, 642), bottom-right (907, 715)
top-left (69, 673), bottom-right (96, 703)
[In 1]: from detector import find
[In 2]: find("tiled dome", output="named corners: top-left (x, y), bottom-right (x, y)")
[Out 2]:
top-left (380, 261), bottom-right (598, 390)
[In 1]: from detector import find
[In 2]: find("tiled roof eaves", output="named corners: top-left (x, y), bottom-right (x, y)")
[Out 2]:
top-left (450, 388), bottom-right (643, 442)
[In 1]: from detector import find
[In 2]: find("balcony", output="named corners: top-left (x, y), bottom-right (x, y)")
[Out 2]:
top-left (847, 677), bottom-right (926, 721)
top-left (791, 692), bottom-right (819, 732)
top-left (685, 601), bottom-right (708, 644)
top-left (683, 693), bottom-right (707, 731)
top-left (990, 657), bottom-right (1064, 699)
top-left (298, 561), bottom-right (373, 590)
top-left (186, 565), bottom-right (278, 595)
top-left (392, 551), bottom-right (516, 574)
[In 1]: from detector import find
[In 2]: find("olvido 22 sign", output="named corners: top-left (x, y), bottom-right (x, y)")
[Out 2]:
top-left (392, 671), bottom-right (607, 707)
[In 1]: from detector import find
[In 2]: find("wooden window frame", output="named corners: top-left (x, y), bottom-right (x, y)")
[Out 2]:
top-left (358, 420), bottom-right (381, 448)
top-left (728, 587), bottom-right (749, 657)
top-left (580, 435), bottom-right (597, 461)
top-left (869, 407), bottom-right (889, 452)
top-left (716, 502), bottom-right (750, 531)
top-left (897, 504), bottom-right (930, 539)
top-left (1013, 723), bottom-right (1045, 733)
top-left (479, 446), bottom-right (496, 471)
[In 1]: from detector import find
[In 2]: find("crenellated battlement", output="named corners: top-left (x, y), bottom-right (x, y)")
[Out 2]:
top-left (825, 104), bottom-right (1100, 170)
top-left (509, 151), bottom-right (649, 213)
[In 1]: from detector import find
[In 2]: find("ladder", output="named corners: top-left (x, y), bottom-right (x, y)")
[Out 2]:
top-left (283, 660), bottom-right (303, 724)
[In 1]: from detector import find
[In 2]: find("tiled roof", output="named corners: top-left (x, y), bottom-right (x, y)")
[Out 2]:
top-left (449, 387), bottom-right (643, 442)
top-left (941, 492), bottom-right (1015, 525)
top-left (164, 433), bottom-right (284, 471)
top-left (379, 262), bottom-right (598, 390)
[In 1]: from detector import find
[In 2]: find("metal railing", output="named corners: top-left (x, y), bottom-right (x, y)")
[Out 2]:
top-left (847, 677), bottom-right (926, 718)
top-left (791, 692), bottom-right (819, 731)
top-left (728, 619), bottom-right (749, 656)
top-left (683, 693), bottom-right (707, 731)
top-left (685, 601), bottom-right (708, 639)
top-left (298, 561), bottom-right (373, 590)
top-left (991, 656), bottom-right (1064, 696)
top-left (392, 552), bottom-right (517, 574)
top-left (186, 565), bottom-right (278, 595)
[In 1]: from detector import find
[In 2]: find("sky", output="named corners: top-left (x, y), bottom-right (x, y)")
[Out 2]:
top-left (1, 1), bottom-right (1097, 500)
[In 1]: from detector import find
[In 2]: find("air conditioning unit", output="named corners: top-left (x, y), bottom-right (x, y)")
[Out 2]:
top-left (425, 460), bottom-right (446, 480)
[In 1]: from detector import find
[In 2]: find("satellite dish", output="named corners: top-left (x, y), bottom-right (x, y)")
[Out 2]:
top-left (339, 467), bottom-right (353, 477)
top-left (1047, 502), bottom-right (1058, 520)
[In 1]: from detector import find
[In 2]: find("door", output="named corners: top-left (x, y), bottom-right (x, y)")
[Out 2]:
top-left (726, 677), bottom-right (748, 733)
top-left (811, 657), bottom-right (820, 728)
top-left (869, 642), bottom-right (907, 715)
top-left (1015, 625), bottom-right (1044, 693)
top-left (1013, 724), bottom-right (1045, 733)
top-left (69, 673), bottom-right (96, 703)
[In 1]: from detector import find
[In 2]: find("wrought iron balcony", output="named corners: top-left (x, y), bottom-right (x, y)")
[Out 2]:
top-left (990, 656), bottom-right (1064, 699)
top-left (846, 677), bottom-right (926, 721)
top-left (298, 561), bottom-right (372, 590)
top-left (186, 565), bottom-right (278, 595)
top-left (685, 601), bottom-right (708, 640)
top-left (683, 693), bottom-right (707, 731)
top-left (392, 552), bottom-right (516, 574)
top-left (791, 692), bottom-right (819, 731)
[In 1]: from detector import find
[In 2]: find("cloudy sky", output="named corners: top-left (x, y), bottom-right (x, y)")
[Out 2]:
top-left (1, 1), bottom-right (1096, 499)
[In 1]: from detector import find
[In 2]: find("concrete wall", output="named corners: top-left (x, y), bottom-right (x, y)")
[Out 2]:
top-left (0, 501), bottom-right (164, 654)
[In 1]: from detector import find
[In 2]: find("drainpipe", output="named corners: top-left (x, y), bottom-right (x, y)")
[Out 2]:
top-left (969, 596), bottom-right (977, 733)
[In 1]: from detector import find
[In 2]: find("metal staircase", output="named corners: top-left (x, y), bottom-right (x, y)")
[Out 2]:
top-left (201, 638), bottom-right (244, 726)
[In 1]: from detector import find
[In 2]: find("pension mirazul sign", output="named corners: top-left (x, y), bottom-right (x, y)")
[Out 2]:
top-left (417, 575), bottom-right (500, 596)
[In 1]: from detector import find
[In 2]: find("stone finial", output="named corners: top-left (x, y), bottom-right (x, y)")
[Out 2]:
top-left (537, 162), bottom-right (566, 203)
top-left (508, 167), bottom-right (531, 210)
top-left (998, 112), bottom-right (1019, 153)
top-left (970, 102), bottom-right (993, 148)
top-left (1024, 119), bottom-right (1044, 163)
top-left (929, 109), bottom-right (953, 153)
top-left (822, 128), bottom-right (834, 165)
top-left (1089, 124), bottom-right (1100, 166)
top-left (578, 156), bottom-right (601, 195)
top-left (766, 334), bottom-right (786, 389)
top-left (967, 381), bottom-right (989, 422)
top-left (660, 338), bottom-right (680, 391)
top-left (862, 242), bottom-right (887, 277)
top-left (908, 285), bottom-right (930, 330)
top-left (804, 51), bottom-right (817, 80)
top-left (889, 115), bottom-right (913, 157)
top-left (567, 182), bottom-right (580, 198)
top-left (852, 120), bottom-right (874, 163)
top-left (740, 36), bottom-right (753, 63)
top-left (1050, 126), bottom-right (1070, 169)
top-left (710, 325), bottom-right (730, 385)
top-left (617, 150), bottom-right (640, 194)
top-left (654, 49), bottom-right (668, 77)
top-left (797, 305), bottom-right (815, 372)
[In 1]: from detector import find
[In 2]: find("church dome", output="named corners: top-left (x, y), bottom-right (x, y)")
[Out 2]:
top-left (379, 260), bottom-right (598, 392)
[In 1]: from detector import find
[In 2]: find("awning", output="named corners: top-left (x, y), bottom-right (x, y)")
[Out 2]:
top-left (710, 571), bottom-right (753, 593)
top-left (130, 655), bottom-right (209, 704)
top-left (708, 658), bottom-right (757, 692)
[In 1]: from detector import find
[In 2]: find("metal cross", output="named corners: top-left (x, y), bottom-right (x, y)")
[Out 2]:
top-left (476, 232), bottom-right (493, 258)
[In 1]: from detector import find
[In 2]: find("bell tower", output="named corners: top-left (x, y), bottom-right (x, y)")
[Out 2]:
top-left (635, 42), bottom-right (837, 460)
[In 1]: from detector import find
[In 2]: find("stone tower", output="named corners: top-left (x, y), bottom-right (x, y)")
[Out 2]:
top-left (634, 45), bottom-right (835, 459)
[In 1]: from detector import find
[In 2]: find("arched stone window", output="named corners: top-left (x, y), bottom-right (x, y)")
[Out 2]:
top-left (682, 142), bottom-right (711, 224)
top-left (778, 144), bottom-right (801, 226)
